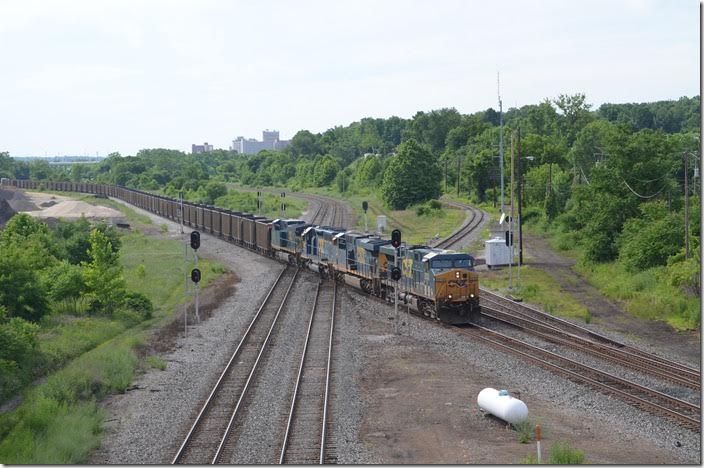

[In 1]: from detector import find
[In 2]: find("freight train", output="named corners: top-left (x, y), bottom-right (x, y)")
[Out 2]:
top-left (5, 179), bottom-right (480, 324)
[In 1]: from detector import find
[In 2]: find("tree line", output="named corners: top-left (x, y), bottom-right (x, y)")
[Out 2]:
top-left (1, 94), bottom-right (699, 301)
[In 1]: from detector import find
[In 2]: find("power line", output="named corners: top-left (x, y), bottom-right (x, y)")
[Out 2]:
top-left (621, 178), bottom-right (666, 199)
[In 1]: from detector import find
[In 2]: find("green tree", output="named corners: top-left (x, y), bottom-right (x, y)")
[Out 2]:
top-left (380, 139), bottom-right (441, 209)
top-left (204, 181), bottom-right (227, 205)
top-left (82, 229), bottom-right (126, 313)
top-left (618, 203), bottom-right (684, 271)
top-left (0, 243), bottom-right (49, 321)
top-left (553, 93), bottom-right (593, 146)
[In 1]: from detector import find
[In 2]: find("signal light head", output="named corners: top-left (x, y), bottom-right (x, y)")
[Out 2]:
top-left (391, 229), bottom-right (401, 248)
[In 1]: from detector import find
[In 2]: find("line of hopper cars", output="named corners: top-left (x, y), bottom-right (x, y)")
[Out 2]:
top-left (7, 179), bottom-right (480, 324)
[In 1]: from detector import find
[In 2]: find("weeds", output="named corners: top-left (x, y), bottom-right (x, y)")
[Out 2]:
top-left (146, 355), bottom-right (166, 370)
top-left (512, 421), bottom-right (534, 444)
top-left (52, 297), bottom-right (91, 316)
top-left (519, 441), bottom-right (586, 464)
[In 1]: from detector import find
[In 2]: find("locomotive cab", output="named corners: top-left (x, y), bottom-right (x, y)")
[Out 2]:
top-left (424, 252), bottom-right (480, 323)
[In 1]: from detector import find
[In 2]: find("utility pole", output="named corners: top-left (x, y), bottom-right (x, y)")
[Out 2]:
top-left (498, 73), bottom-right (505, 214)
top-left (684, 151), bottom-right (689, 259)
top-left (445, 160), bottom-right (448, 193)
top-left (457, 156), bottom-right (461, 198)
top-left (517, 128), bottom-right (524, 265)
top-left (508, 132), bottom-right (515, 291)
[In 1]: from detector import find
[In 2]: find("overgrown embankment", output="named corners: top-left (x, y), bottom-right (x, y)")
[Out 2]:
top-left (0, 194), bottom-right (223, 463)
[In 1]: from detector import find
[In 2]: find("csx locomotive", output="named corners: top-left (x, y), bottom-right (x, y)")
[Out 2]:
top-left (6, 179), bottom-right (480, 324)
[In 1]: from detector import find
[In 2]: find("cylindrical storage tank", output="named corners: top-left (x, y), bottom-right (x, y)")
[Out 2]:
top-left (477, 388), bottom-right (528, 424)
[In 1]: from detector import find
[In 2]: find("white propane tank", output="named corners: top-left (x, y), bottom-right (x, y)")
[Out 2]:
top-left (477, 388), bottom-right (528, 424)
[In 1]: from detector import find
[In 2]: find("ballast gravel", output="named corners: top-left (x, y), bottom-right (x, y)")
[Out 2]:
top-left (91, 199), bottom-right (700, 464)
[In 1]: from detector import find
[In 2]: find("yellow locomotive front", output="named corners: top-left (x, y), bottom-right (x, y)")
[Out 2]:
top-left (434, 267), bottom-right (480, 323)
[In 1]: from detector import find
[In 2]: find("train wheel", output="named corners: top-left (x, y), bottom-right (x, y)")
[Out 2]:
top-left (360, 279), bottom-right (373, 294)
top-left (419, 300), bottom-right (433, 317)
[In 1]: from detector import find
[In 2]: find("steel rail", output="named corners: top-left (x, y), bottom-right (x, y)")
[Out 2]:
top-left (212, 268), bottom-right (300, 463)
top-left (481, 306), bottom-right (700, 390)
top-left (171, 266), bottom-right (290, 464)
top-left (435, 201), bottom-right (485, 249)
top-left (455, 324), bottom-right (701, 431)
top-left (320, 281), bottom-right (337, 463)
top-left (279, 281), bottom-right (337, 464)
top-left (480, 290), bottom-right (701, 379)
top-left (279, 282), bottom-right (322, 463)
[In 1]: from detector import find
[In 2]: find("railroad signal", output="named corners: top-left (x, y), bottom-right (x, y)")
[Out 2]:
top-left (362, 200), bottom-right (368, 213)
top-left (505, 230), bottom-right (513, 246)
top-left (191, 268), bottom-right (201, 283)
top-left (391, 229), bottom-right (402, 248)
top-left (190, 230), bottom-right (201, 250)
top-left (390, 266), bottom-right (401, 281)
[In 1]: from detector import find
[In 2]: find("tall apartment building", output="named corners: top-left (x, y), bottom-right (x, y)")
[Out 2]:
top-left (191, 142), bottom-right (214, 154)
top-left (230, 129), bottom-right (290, 154)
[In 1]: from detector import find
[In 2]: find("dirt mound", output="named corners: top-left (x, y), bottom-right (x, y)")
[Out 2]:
top-left (0, 199), bottom-right (17, 227)
top-left (0, 188), bottom-right (39, 212)
top-left (27, 200), bottom-right (123, 219)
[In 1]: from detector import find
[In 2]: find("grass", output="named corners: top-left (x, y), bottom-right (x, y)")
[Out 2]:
top-left (481, 264), bottom-right (590, 321)
top-left (145, 355), bottom-right (166, 371)
top-left (575, 261), bottom-right (700, 331)
top-left (520, 442), bottom-right (586, 464)
top-left (0, 192), bottom-right (225, 463)
top-left (212, 185), bottom-right (306, 219)
top-left (522, 216), bottom-right (700, 331)
top-left (289, 186), bottom-right (467, 245)
top-left (512, 420), bottom-right (535, 444)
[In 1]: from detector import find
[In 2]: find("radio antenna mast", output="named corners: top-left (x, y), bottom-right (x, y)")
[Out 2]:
top-left (498, 72), bottom-right (505, 214)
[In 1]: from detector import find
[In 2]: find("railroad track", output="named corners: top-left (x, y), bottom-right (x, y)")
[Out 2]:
top-left (480, 305), bottom-right (701, 391)
top-left (434, 200), bottom-right (486, 249)
top-left (296, 193), bottom-right (347, 228)
top-left (280, 280), bottom-right (338, 464)
top-left (454, 324), bottom-right (701, 432)
top-left (480, 289), bottom-right (701, 385)
top-left (172, 266), bottom-right (299, 464)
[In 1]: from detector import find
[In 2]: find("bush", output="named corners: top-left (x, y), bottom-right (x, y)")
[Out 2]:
top-left (618, 205), bottom-right (683, 271)
top-left (0, 312), bottom-right (40, 401)
top-left (44, 261), bottom-right (86, 302)
top-left (124, 291), bottom-right (154, 320)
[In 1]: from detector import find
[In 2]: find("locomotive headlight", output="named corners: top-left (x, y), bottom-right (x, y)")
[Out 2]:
top-left (448, 294), bottom-right (453, 300)
top-left (455, 271), bottom-right (460, 279)
top-left (470, 293), bottom-right (474, 298)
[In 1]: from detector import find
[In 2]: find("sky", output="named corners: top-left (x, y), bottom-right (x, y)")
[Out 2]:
top-left (0, 0), bottom-right (699, 157)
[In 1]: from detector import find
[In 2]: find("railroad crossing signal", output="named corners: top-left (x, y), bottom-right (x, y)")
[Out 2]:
top-left (191, 268), bottom-right (201, 283)
top-left (362, 200), bottom-right (368, 213)
top-left (391, 229), bottom-right (402, 248)
top-left (190, 230), bottom-right (201, 250)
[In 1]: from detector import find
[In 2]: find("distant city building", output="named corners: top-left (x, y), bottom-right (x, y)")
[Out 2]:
top-left (192, 142), bottom-right (213, 154)
top-left (230, 130), bottom-right (290, 154)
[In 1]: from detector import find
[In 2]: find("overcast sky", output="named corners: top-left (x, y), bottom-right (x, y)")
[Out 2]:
top-left (0, 0), bottom-right (699, 157)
